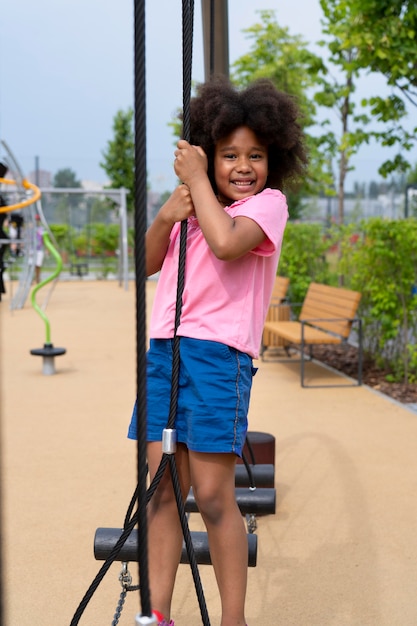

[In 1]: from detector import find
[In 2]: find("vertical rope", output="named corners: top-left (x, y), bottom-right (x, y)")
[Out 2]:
top-left (163, 3), bottom-right (210, 623)
top-left (69, 3), bottom-right (211, 624)
top-left (133, 0), bottom-right (152, 618)
top-left (209, 0), bottom-right (215, 76)
top-left (182, 0), bottom-right (193, 142)
top-left (166, 0), bottom-right (193, 430)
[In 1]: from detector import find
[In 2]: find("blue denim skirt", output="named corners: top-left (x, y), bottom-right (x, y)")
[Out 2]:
top-left (127, 337), bottom-right (256, 456)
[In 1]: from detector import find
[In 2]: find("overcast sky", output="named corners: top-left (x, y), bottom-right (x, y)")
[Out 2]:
top-left (0, 1), bottom-right (415, 192)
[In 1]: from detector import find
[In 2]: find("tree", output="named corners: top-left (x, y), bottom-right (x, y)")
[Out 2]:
top-left (312, 0), bottom-right (385, 223)
top-left (169, 8), bottom-right (416, 222)
top-left (319, 0), bottom-right (417, 178)
top-left (53, 168), bottom-right (81, 188)
top-left (342, 0), bottom-right (417, 104)
top-left (100, 108), bottom-right (135, 212)
top-left (52, 167), bottom-right (83, 222)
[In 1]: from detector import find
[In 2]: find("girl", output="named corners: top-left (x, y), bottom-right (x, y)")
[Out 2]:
top-left (128, 76), bottom-right (307, 626)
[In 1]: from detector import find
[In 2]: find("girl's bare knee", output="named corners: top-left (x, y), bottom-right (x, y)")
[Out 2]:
top-left (194, 488), bottom-right (233, 525)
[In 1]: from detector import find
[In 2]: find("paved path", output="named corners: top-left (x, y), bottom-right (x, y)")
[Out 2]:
top-left (1, 280), bottom-right (417, 626)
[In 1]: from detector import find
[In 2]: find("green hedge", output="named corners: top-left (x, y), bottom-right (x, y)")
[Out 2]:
top-left (337, 218), bottom-right (417, 384)
top-left (278, 222), bottom-right (338, 303)
top-left (278, 219), bottom-right (417, 384)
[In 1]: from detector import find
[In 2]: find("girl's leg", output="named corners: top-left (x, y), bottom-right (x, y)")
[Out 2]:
top-left (190, 451), bottom-right (247, 626)
top-left (147, 441), bottom-right (190, 620)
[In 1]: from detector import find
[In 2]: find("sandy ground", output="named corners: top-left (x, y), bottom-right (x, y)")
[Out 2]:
top-left (1, 279), bottom-right (417, 626)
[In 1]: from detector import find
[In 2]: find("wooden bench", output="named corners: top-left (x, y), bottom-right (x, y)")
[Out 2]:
top-left (269, 275), bottom-right (290, 303)
top-left (261, 282), bottom-right (363, 387)
top-left (262, 276), bottom-right (291, 352)
top-left (70, 261), bottom-right (89, 277)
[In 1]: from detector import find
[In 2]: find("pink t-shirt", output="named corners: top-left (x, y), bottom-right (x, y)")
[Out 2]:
top-left (150, 188), bottom-right (288, 358)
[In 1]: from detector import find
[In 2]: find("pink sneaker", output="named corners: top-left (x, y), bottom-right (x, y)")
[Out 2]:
top-left (152, 610), bottom-right (174, 625)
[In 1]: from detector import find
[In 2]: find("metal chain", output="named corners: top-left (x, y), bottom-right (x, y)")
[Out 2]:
top-left (111, 563), bottom-right (140, 626)
top-left (112, 588), bottom-right (127, 626)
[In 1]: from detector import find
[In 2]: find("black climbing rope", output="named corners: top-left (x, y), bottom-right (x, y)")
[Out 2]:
top-left (69, 1), bottom-right (211, 624)
top-left (142, 2), bottom-right (211, 623)
top-left (209, 0), bottom-right (215, 76)
top-left (133, 0), bottom-right (152, 619)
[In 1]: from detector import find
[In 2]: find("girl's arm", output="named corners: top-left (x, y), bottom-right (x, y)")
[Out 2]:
top-left (174, 142), bottom-right (265, 261)
top-left (146, 183), bottom-right (195, 276)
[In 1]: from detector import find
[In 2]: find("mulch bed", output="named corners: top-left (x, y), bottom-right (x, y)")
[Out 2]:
top-left (310, 345), bottom-right (417, 405)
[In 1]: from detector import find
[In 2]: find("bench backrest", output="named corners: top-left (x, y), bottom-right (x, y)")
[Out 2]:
top-left (270, 275), bottom-right (290, 303)
top-left (299, 282), bottom-right (361, 339)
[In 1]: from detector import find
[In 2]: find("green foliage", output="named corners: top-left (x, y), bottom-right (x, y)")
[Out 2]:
top-left (72, 232), bottom-right (88, 257)
top-left (53, 168), bottom-right (81, 188)
top-left (232, 10), bottom-right (325, 114)
top-left (316, 2), bottom-right (378, 222)
top-left (53, 168), bottom-right (83, 210)
top-left (341, 0), bottom-right (417, 96)
top-left (319, 0), bottom-right (417, 179)
top-left (26, 217), bottom-right (131, 280)
top-left (100, 108), bottom-right (135, 212)
top-left (127, 226), bottom-right (135, 251)
top-left (278, 219), bottom-right (417, 383)
top-left (50, 223), bottom-right (76, 256)
top-left (50, 224), bottom-right (70, 249)
top-left (89, 223), bottom-right (120, 278)
top-left (278, 222), bottom-right (336, 303)
top-left (337, 217), bottom-right (417, 383)
top-left (51, 223), bottom-right (121, 257)
top-left (89, 223), bottom-right (119, 255)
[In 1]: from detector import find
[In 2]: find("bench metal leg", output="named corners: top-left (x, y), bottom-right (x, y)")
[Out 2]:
top-left (301, 319), bottom-right (363, 389)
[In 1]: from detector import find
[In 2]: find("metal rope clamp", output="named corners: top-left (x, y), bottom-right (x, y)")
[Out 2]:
top-left (162, 428), bottom-right (177, 454)
top-left (119, 562), bottom-right (133, 589)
